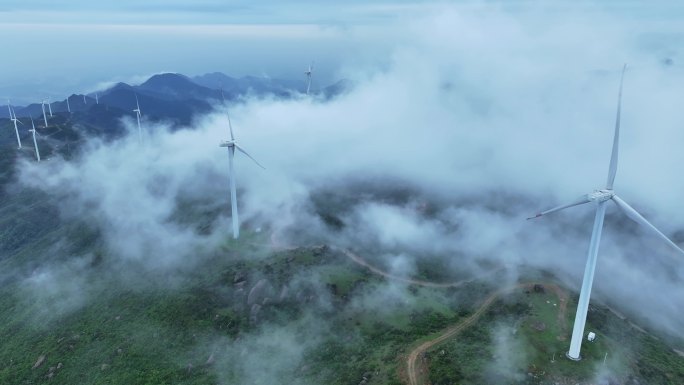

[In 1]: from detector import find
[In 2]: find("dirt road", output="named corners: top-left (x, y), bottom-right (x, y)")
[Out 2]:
top-left (405, 283), bottom-right (567, 385)
top-left (337, 247), bottom-right (487, 288)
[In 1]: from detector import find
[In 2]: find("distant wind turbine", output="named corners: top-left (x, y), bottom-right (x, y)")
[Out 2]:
top-left (40, 99), bottom-right (49, 127)
top-left (29, 117), bottom-right (41, 161)
top-left (528, 64), bottom-right (684, 361)
top-left (95, 92), bottom-right (99, 104)
top-left (83, 94), bottom-right (87, 104)
top-left (66, 95), bottom-right (71, 113)
top-left (133, 94), bottom-right (142, 142)
top-left (219, 112), bottom-right (265, 239)
top-left (7, 100), bottom-right (23, 149)
top-left (46, 98), bottom-right (53, 117)
top-left (305, 61), bottom-right (314, 95)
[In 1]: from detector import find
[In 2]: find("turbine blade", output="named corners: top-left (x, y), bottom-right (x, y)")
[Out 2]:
top-left (235, 144), bottom-right (265, 169)
top-left (527, 194), bottom-right (591, 220)
top-left (606, 64), bottom-right (627, 190)
top-left (135, 94), bottom-right (140, 112)
top-left (611, 195), bottom-right (684, 255)
top-left (227, 114), bottom-right (235, 141)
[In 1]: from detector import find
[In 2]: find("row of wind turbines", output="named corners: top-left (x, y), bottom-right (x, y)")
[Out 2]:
top-left (6, 90), bottom-right (143, 162)
top-left (6, 60), bottom-right (317, 161)
top-left (64, 93), bottom-right (99, 114)
top-left (7, 100), bottom-right (42, 161)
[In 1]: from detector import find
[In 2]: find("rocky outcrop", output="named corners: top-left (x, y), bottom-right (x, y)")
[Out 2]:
top-left (32, 355), bottom-right (46, 369)
top-left (247, 279), bottom-right (272, 306)
top-left (250, 304), bottom-right (262, 324)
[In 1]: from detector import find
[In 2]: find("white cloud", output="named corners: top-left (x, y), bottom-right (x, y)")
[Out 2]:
top-left (13, 0), bottom-right (684, 352)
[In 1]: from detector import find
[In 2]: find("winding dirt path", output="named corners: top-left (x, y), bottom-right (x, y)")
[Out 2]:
top-left (405, 286), bottom-right (508, 385)
top-left (336, 247), bottom-right (487, 288)
top-left (405, 283), bottom-right (568, 385)
top-left (266, 231), bottom-right (570, 385)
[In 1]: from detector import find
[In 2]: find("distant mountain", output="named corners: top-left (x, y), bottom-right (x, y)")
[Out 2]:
top-left (320, 79), bottom-right (353, 100)
top-left (1, 71), bottom-right (351, 121)
top-left (137, 73), bottom-right (222, 102)
top-left (99, 84), bottom-right (212, 126)
top-left (191, 72), bottom-right (305, 98)
top-left (0, 71), bottom-right (352, 148)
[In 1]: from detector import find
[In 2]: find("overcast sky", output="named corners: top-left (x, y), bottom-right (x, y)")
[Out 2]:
top-left (1, 1), bottom-right (683, 104)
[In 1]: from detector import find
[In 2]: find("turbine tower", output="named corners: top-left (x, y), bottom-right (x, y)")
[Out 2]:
top-left (7, 100), bottom-right (23, 149)
top-left (95, 92), bottom-right (99, 104)
top-left (528, 64), bottom-right (684, 361)
top-left (40, 99), bottom-right (49, 127)
top-left (29, 117), bottom-right (41, 161)
top-left (219, 113), bottom-right (265, 239)
top-left (304, 61), bottom-right (314, 95)
top-left (66, 95), bottom-right (71, 113)
top-left (133, 94), bottom-right (142, 142)
top-left (83, 94), bottom-right (87, 104)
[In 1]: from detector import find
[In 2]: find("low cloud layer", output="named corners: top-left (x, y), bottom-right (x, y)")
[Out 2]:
top-left (10, 3), bottom-right (684, 382)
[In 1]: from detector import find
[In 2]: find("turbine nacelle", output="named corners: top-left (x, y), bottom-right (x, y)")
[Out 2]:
top-left (219, 140), bottom-right (236, 148)
top-left (587, 189), bottom-right (614, 203)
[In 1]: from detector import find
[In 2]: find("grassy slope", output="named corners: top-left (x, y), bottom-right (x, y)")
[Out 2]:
top-left (427, 286), bottom-right (684, 384)
top-left (1, 129), bottom-right (683, 384)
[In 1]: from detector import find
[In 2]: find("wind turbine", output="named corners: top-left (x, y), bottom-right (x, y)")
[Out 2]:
top-left (29, 117), bottom-right (41, 161)
top-left (528, 65), bottom-right (684, 361)
top-left (95, 92), bottom-right (99, 104)
top-left (40, 99), bottom-right (49, 127)
top-left (219, 113), bottom-right (265, 239)
top-left (304, 61), bottom-right (314, 95)
top-left (133, 94), bottom-right (142, 142)
top-left (46, 97), bottom-right (53, 117)
top-left (83, 94), bottom-right (87, 104)
top-left (7, 100), bottom-right (23, 149)
top-left (66, 95), bottom-right (71, 113)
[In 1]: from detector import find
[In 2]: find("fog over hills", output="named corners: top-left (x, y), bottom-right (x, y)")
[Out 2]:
top-left (1, 4), bottom-right (684, 385)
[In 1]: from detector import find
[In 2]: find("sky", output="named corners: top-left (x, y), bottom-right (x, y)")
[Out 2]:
top-left (2, 1), bottom-right (684, 104)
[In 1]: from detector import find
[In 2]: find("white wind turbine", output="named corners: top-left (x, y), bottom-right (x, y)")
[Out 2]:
top-left (528, 65), bottom-right (684, 361)
top-left (40, 99), bottom-right (49, 127)
top-left (133, 94), bottom-right (142, 142)
top-left (46, 97), bottom-right (53, 117)
top-left (7, 100), bottom-right (23, 149)
top-left (83, 94), bottom-right (87, 104)
top-left (29, 116), bottom-right (41, 161)
top-left (66, 95), bottom-right (71, 113)
top-left (95, 92), bottom-right (99, 104)
top-left (219, 113), bottom-right (264, 239)
top-left (304, 61), bottom-right (314, 95)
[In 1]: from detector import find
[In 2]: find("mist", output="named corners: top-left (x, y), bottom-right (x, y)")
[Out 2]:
top-left (9, 3), bottom-right (684, 383)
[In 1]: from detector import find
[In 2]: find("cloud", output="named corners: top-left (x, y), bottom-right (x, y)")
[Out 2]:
top-left (10, 3), bottom-right (684, 381)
